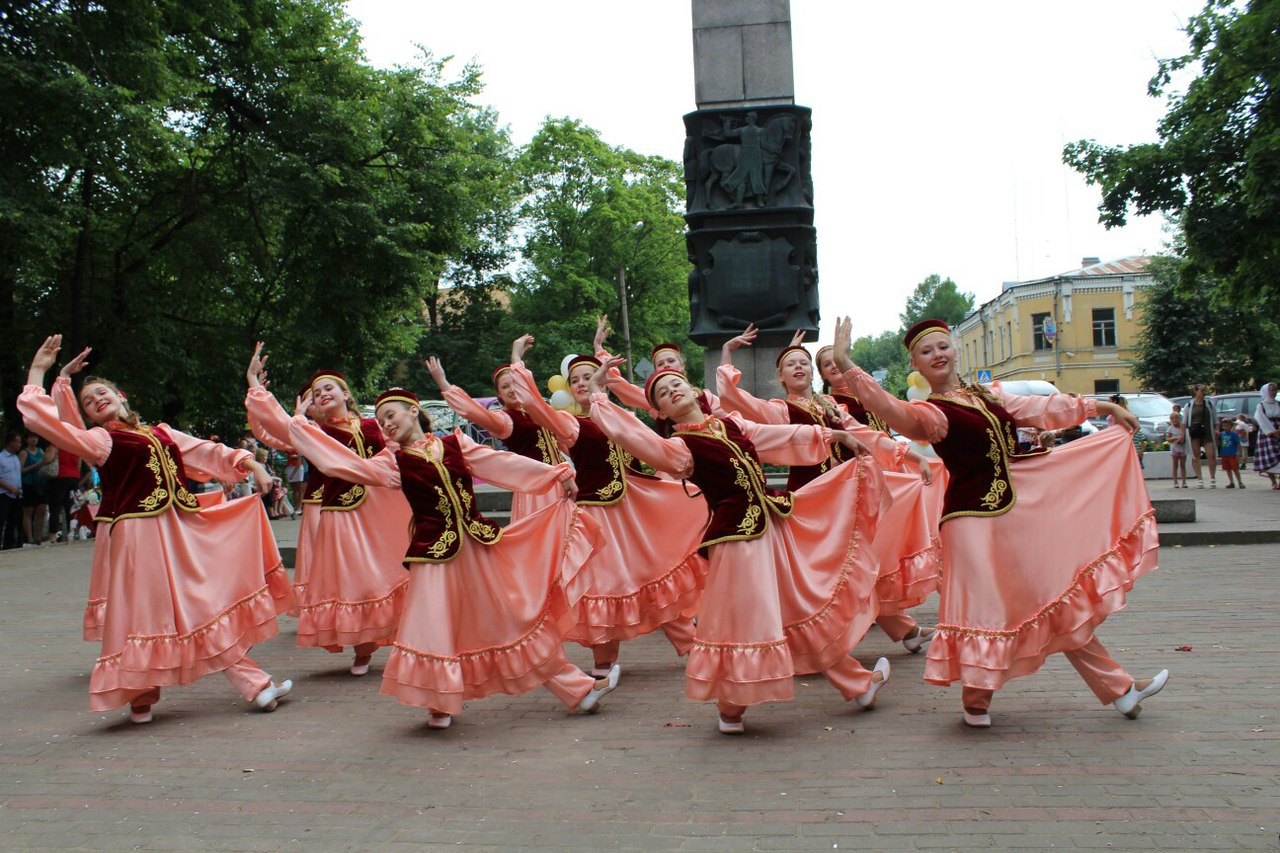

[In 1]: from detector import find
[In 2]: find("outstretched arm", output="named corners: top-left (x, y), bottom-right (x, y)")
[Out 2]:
top-left (510, 360), bottom-right (579, 445)
top-left (715, 364), bottom-right (789, 424)
top-left (457, 432), bottom-right (576, 498)
top-left (287, 414), bottom-right (399, 488)
top-left (588, 393), bottom-right (694, 478)
top-left (428, 355), bottom-right (516, 440)
top-left (832, 317), bottom-right (948, 443)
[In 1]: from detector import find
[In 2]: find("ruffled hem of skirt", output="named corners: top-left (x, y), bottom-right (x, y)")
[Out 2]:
top-left (379, 586), bottom-right (573, 714)
top-left (294, 579), bottom-right (408, 649)
top-left (83, 600), bottom-right (106, 643)
top-left (566, 551), bottom-right (707, 645)
top-left (924, 511), bottom-right (1158, 690)
top-left (264, 562), bottom-right (296, 616)
top-left (88, 586), bottom-right (280, 711)
top-left (875, 537), bottom-right (942, 616)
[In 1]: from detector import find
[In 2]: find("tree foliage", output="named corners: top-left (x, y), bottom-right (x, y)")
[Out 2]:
top-left (1, 0), bottom-right (517, 433)
top-left (1064, 0), bottom-right (1280, 315)
top-left (900, 274), bottom-right (975, 329)
top-left (1132, 255), bottom-right (1280, 395)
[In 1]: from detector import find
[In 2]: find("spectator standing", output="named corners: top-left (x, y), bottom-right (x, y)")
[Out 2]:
top-left (1218, 418), bottom-right (1245, 488)
top-left (1234, 415), bottom-right (1254, 470)
top-left (19, 433), bottom-right (50, 546)
top-left (1185, 385), bottom-right (1218, 488)
top-left (1254, 382), bottom-right (1280, 490)
top-left (284, 452), bottom-right (305, 519)
top-left (1166, 412), bottom-right (1188, 488)
top-left (0, 434), bottom-right (23, 549)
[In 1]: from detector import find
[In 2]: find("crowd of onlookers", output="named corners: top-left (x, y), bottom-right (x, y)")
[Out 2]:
top-left (0, 428), bottom-right (311, 551)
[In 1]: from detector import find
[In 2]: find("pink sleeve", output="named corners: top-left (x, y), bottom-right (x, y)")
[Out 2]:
top-left (441, 386), bottom-right (514, 440)
top-left (734, 417), bottom-right (836, 466)
top-left (164, 427), bottom-right (252, 482)
top-left (997, 386), bottom-right (1096, 430)
top-left (52, 377), bottom-right (86, 430)
top-left (16, 385), bottom-right (112, 466)
top-left (457, 431), bottom-right (572, 494)
top-left (594, 346), bottom-right (654, 413)
top-left (701, 389), bottom-right (729, 419)
top-left (715, 364), bottom-right (789, 424)
top-left (245, 387), bottom-right (296, 452)
top-left (286, 416), bottom-right (399, 488)
top-left (841, 414), bottom-right (910, 469)
top-left (841, 366), bottom-right (949, 443)
top-left (510, 361), bottom-right (579, 445)
top-left (589, 393), bottom-right (694, 478)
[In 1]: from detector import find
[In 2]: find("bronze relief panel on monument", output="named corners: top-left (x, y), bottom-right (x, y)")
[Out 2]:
top-left (683, 105), bottom-right (813, 219)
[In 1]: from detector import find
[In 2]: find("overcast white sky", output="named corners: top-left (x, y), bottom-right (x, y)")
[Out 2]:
top-left (346, 0), bottom-right (1204, 340)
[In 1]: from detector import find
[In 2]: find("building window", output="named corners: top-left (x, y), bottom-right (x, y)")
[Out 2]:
top-left (1032, 312), bottom-right (1052, 351)
top-left (1007, 322), bottom-right (1013, 357)
top-left (1094, 379), bottom-right (1120, 394)
top-left (1093, 307), bottom-right (1116, 348)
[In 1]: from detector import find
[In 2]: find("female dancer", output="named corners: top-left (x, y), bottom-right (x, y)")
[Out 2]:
top-left (424, 352), bottom-right (565, 522)
top-left (590, 316), bottom-right (724, 426)
top-left (717, 325), bottom-right (942, 654)
top-left (279, 367), bottom-right (412, 675)
top-left (510, 335), bottom-right (708, 679)
top-left (585, 359), bottom-right (890, 734)
top-left (287, 388), bottom-right (616, 728)
top-left (832, 317), bottom-right (1167, 727)
top-left (19, 336), bottom-right (293, 723)
top-left (1254, 383), bottom-right (1280, 489)
top-left (244, 346), bottom-right (322, 615)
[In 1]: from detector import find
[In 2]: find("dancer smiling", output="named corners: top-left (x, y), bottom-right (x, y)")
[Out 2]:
top-left (832, 316), bottom-right (1167, 727)
top-left (509, 334), bottom-right (708, 680)
top-left (584, 358), bottom-right (890, 734)
top-left (717, 324), bottom-right (942, 655)
top-left (19, 336), bottom-right (293, 724)
top-left (287, 387), bottom-right (615, 728)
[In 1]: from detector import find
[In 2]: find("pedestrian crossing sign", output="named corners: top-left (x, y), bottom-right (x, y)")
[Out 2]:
top-left (976, 369), bottom-right (993, 383)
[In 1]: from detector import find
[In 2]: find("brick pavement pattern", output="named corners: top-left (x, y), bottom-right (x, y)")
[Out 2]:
top-left (0, 529), bottom-right (1276, 850)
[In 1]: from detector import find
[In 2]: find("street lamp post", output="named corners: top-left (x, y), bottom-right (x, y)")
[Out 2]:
top-left (617, 267), bottom-right (634, 383)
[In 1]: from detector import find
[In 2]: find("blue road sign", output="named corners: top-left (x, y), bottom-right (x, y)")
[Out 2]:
top-left (976, 369), bottom-right (993, 384)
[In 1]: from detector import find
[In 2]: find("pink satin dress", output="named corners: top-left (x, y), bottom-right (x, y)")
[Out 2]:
top-left (589, 395), bottom-right (885, 708)
top-left (511, 363), bottom-right (709, 646)
top-left (19, 386), bottom-right (287, 711)
top-left (245, 387), bottom-right (319, 614)
top-left (438, 384), bottom-right (563, 522)
top-left (842, 369), bottom-right (1158, 694)
top-left (287, 419), bottom-right (605, 715)
top-left (716, 365), bottom-right (942, 627)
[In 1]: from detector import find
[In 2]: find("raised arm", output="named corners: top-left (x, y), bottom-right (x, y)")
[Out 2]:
top-left (244, 387), bottom-right (296, 452)
top-left (457, 431), bottom-right (575, 496)
top-left (734, 417), bottom-right (841, 467)
top-left (510, 361), bottom-right (579, 445)
top-left (17, 386), bottom-right (112, 466)
top-left (287, 416), bottom-right (399, 488)
top-left (715, 363), bottom-right (789, 424)
top-left (998, 387), bottom-right (1099, 431)
top-left (165, 428), bottom-right (255, 482)
top-left (589, 393), bottom-right (694, 478)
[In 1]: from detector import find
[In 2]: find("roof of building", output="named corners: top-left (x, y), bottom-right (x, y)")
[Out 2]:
top-left (1054, 255), bottom-right (1153, 278)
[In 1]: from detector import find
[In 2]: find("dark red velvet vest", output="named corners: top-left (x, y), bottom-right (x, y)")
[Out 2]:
top-left (302, 462), bottom-right (325, 504)
top-left (928, 388), bottom-right (1047, 523)
top-left (396, 434), bottom-right (502, 564)
top-left (318, 417), bottom-right (386, 511)
top-left (674, 417), bottom-right (793, 549)
top-left (783, 396), bottom-right (848, 491)
top-left (569, 416), bottom-right (633, 506)
top-left (832, 392), bottom-right (890, 434)
top-left (96, 425), bottom-right (201, 525)
top-left (501, 408), bottom-right (563, 466)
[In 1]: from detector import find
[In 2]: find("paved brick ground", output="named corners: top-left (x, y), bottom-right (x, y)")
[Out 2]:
top-left (0, 533), bottom-right (1276, 851)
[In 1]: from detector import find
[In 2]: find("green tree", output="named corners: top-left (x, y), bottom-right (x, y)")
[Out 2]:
top-left (1, 0), bottom-right (517, 434)
top-left (900, 274), bottom-right (975, 329)
top-left (507, 118), bottom-right (700, 382)
top-left (1064, 0), bottom-right (1280, 315)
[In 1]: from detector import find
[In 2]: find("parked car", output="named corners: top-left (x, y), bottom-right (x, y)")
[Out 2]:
top-left (1083, 392), bottom-right (1175, 440)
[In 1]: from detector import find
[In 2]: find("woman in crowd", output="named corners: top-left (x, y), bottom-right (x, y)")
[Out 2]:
top-left (1253, 383), bottom-right (1280, 489)
top-left (830, 317), bottom-right (1167, 727)
top-left (585, 357), bottom-right (890, 735)
top-left (510, 334), bottom-right (708, 681)
top-left (19, 432), bottom-right (52, 546)
top-left (717, 325), bottom-right (942, 655)
top-left (287, 387), bottom-right (616, 728)
top-left (1186, 384), bottom-right (1219, 488)
top-left (19, 335), bottom-right (293, 724)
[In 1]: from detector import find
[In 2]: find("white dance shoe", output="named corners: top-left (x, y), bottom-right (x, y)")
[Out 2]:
top-left (350, 654), bottom-right (372, 676)
top-left (253, 679), bottom-right (293, 712)
top-left (578, 664), bottom-right (621, 713)
top-left (962, 711), bottom-right (992, 728)
top-left (901, 626), bottom-right (935, 654)
top-left (717, 715), bottom-right (745, 735)
top-left (1113, 669), bottom-right (1169, 719)
top-left (855, 657), bottom-right (891, 709)
top-left (427, 714), bottom-right (453, 730)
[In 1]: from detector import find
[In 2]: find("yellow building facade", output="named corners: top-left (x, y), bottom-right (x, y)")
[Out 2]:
top-left (952, 256), bottom-right (1154, 395)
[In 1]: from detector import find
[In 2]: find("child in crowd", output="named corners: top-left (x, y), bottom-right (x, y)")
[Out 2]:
top-left (1166, 412), bottom-right (1188, 488)
top-left (1218, 417), bottom-right (1245, 489)
top-left (1234, 415), bottom-right (1253, 470)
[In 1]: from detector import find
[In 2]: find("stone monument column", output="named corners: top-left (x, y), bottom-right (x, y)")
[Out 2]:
top-left (685, 0), bottom-right (819, 396)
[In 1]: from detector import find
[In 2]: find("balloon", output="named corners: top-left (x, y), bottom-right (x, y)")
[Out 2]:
top-left (560, 354), bottom-right (578, 378)
top-left (907, 371), bottom-right (930, 390)
top-left (568, 402), bottom-right (584, 416)
top-left (548, 375), bottom-right (568, 393)
top-left (549, 389), bottom-right (573, 410)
